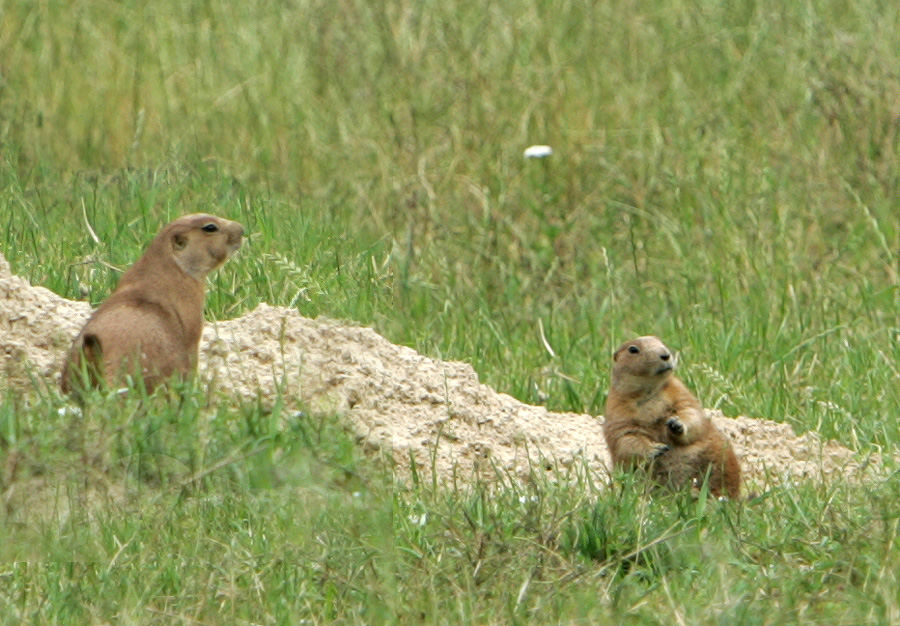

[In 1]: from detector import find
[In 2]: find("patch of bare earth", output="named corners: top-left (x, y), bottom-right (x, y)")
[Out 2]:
top-left (0, 251), bottom-right (880, 492)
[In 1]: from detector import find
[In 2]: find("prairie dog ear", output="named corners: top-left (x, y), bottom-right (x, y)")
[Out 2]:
top-left (173, 232), bottom-right (188, 250)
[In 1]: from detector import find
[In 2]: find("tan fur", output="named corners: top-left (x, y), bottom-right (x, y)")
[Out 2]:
top-left (603, 336), bottom-right (741, 499)
top-left (61, 214), bottom-right (243, 395)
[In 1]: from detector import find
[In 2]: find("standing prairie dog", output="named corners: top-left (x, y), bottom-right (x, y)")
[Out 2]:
top-left (61, 213), bottom-right (244, 395)
top-left (603, 336), bottom-right (741, 499)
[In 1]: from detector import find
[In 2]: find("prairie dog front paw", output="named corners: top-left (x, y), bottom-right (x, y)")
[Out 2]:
top-left (651, 443), bottom-right (670, 459)
top-left (667, 417), bottom-right (685, 437)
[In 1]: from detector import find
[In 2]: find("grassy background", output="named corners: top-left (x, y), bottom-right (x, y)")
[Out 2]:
top-left (1, 0), bottom-right (898, 621)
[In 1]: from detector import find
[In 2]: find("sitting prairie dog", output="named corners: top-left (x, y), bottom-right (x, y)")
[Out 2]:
top-left (603, 336), bottom-right (741, 499)
top-left (61, 213), bottom-right (244, 394)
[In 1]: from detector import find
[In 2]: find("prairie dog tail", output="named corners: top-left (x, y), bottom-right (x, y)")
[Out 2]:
top-left (61, 333), bottom-right (104, 395)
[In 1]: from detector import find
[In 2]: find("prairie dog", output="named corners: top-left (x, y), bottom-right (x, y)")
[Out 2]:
top-left (61, 213), bottom-right (243, 394)
top-left (603, 336), bottom-right (741, 499)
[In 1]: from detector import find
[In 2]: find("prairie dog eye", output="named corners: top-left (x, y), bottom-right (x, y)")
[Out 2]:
top-left (201, 223), bottom-right (219, 233)
top-left (628, 345), bottom-right (640, 354)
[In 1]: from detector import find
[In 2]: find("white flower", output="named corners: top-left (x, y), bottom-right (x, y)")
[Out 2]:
top-left (57, 406), bottom-right (83, 418)
top-left (523, 145), bottom-right (553, 159)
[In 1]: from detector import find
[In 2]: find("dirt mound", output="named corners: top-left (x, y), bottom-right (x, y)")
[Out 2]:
top-left (0, 253), bottom-right (92, 389)
top-left (0, 251), bottom-right (877, 489)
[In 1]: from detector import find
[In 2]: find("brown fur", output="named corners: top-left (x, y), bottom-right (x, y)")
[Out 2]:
top-left (61, 213), bottom-right (243, 395)
top-left (603, 336), bottom-right (741, 499)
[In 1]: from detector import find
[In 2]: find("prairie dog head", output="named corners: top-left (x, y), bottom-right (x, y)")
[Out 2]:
top-left (610, 335), bottom-right (677, 395)
top-left (164, 213), bottom-right (244, 280)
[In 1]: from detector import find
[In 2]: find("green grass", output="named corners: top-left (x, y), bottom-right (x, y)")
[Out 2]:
top-left (1, 0), bottom-right (898, 621)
